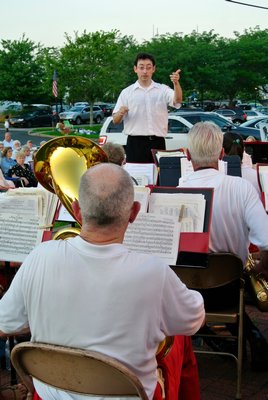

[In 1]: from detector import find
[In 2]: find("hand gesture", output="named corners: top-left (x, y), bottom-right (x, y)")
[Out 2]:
top-left (170, 69), bottom-right (181, 85)
top-left (119, 106), bottom-right (129, 117)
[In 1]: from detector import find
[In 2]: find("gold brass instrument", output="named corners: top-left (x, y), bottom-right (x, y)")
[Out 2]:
top-left (34, 136), bottom-right (108, 239)
top-left (245, 254), bottom-right (268, 312)
top-left (34, 135), bottom-right (172, 359)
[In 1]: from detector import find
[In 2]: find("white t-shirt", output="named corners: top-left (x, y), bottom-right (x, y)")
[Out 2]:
top-left (179, 168), bottom-right (268, 264)
top-left (113, 80), bottom-right (180, 137)
top-left (0, 236), bottom-right (204, 400)
top-left (241, 165), bottom-right (261, 198)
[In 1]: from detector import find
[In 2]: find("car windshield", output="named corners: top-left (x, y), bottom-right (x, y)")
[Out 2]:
top-left (182, 113), bottom-right (233, 129)
top-left (69, 106), bottom-right (83, 112)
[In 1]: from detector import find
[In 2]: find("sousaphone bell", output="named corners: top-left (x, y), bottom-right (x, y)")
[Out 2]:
top-left (34, 136), bottom-right (108, 239)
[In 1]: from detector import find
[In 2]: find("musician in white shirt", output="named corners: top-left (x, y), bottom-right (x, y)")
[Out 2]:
top-left (179, 121), bottom-right (268, 371)
top-left (0, 163), bottom-right (205, 400)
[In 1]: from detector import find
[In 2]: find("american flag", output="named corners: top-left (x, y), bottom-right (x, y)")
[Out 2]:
top-left (52, 70), bottom-right (58, 98)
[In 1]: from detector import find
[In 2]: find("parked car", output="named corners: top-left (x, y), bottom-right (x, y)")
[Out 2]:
top-left (95, 103), bottom-right (115, 117)
top-left (240, 116), bottom-right (268, 129)
top-left (256, 106), bottom-right (268, 115)
top-left (99, 113), bottom-right (260, 148)
top-left (59, 105), bottom-right (104, 125)
top-left (74, 102), bottom-right (89, 107)
top-left (9, 107), bottom-right (53, 128)
top-left (244, 110), bottom-right (267, 121)
top-left (212, 108), bottom-right (247, 125)
top-left (51, 104), bottom-right (70, 113)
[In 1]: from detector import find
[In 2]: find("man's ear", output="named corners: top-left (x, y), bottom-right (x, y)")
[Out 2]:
top-left (129, 201), bottom-right (141, 223)
top-left (72, 200), bottom-right (82, 225)
top-left (219, 148), bottom-right (225, 160)
top-left (186, 149), bottom-right (191, 161)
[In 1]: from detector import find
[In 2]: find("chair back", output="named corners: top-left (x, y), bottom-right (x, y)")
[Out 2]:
top-left (11, 342), bottom-right (149, 399)
top-left (171, 252), bottom-right (243, 289)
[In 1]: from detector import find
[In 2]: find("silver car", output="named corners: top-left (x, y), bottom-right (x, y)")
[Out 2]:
top-left (59, 105), bottom-right (104, 125)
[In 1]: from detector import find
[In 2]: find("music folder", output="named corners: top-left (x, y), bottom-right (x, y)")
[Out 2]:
top-left (150, 186), bottom-right (214, 267)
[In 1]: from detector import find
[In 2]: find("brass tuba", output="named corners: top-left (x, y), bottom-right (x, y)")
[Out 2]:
top-left (245, 254), bottom-right (268, 312)
top-left (34, 135), bottom-right (108, 239)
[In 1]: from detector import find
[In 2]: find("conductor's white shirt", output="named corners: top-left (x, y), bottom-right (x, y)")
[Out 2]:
top-left (113, 80), bottom-right (180, 137)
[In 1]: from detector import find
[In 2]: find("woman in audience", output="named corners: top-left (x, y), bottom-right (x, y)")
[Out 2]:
top-left (0, 167), bottom-right (15, 189)
top-left (223, 131), bottom-right (261, 197)
top-left (0, 147), bottom-right (16, 177)
top-left (8, 151), bottom-right (38, 187)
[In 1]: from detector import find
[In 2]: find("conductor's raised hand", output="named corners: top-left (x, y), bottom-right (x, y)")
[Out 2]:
top-left (170, 69), bottom-right (181, 84)
top-left (119, 106), bottom-right (129, 117)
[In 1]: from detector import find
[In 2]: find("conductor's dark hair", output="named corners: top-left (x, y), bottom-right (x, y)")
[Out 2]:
top-left (134, 53), bottom-right (156, 66)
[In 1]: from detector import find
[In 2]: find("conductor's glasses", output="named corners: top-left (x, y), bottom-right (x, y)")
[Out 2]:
top-left (137, 66), bottom-right (153, 71)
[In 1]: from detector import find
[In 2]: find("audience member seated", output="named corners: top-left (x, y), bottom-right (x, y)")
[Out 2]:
top-left (0, 163), bottom-right (205, 400)
top-left (179, 121), bottom-right (268, 371)
top-left (0, 167), bottom-right (15, 189)
top-left (223, 131), bottom-right (261, 197)
top-left (102, 142), bottom-right (126, 166)
top-left (2, 132), bottom-right (14, 149)
top-left (21, 145), bottom-right (33, 165)
top-left (0, 147), bottom-right (16, 177)
top-left (8, 151), bottom-right (38, 187)
top-left (11, 140), bottom-right (22, 159)
top-left (56, 119), bottom-right (72, 135)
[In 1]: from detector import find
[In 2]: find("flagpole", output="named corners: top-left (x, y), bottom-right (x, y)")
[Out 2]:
top-left (52, 70), bottom-right (59, 127)
top-left (52, 70), bottom-right (58, 114)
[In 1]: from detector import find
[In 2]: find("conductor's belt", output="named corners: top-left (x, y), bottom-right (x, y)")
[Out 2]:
top-left (128, 135), bottom-right (159, 141)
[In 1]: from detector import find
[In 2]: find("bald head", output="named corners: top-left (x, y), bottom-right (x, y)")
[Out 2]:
top-left (79, 163), bottom-right (134, 227)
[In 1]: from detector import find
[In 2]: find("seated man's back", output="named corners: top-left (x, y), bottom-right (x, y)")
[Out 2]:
top-left (0, 163), bottom-right (205, 400)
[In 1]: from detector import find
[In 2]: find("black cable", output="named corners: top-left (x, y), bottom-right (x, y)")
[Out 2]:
top-left (225, 0), bottom-right (268, 10)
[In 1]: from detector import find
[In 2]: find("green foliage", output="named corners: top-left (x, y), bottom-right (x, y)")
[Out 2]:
top-left (0, 35), bottom-right (48, 103)
top-left (0, 27), bottom-right (267, 107)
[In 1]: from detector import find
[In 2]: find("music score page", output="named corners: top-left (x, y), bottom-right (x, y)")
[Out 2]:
top-left (0, 188), bottom-right (58, 262)
top-left (124, 213), bottom-right (180, 265)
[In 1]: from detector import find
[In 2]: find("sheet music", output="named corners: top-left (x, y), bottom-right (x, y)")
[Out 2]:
top-left (0, 188), bottom-right (58, 262)
top-left (57, 205), bottom-right (76, 222)
top-left (134, 186), bottom-right (150, 213)
top-left (148, 192), bottom-right (206, 232)
top-left (180, 158), bottom-right (226, 180)
top-left (124, 163), bottom-right (158, 185)
top-left (0, 213), bottom-right (44, 262)
top-left (155, 150), bottom-right (185, 162)
top-left (0, 194), bottom-right (39, 215)
top-left (124, 213), bottom-right (180, 265)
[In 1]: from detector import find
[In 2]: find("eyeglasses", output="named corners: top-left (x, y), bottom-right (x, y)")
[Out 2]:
top-left (137, 66), bottom-right (154, 71)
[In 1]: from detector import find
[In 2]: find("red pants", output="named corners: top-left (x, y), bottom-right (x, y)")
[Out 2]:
top-left (154, 335), bottom-right (200, 400)
top-left (33, 336), bottom-right (200, 400)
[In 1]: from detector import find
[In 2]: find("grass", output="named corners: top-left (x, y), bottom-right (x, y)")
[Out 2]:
top-left (29, 124), bottom-right (101, 142)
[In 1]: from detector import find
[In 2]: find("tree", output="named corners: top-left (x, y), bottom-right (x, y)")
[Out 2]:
top-left (59, 30), bottom-right (131, 123)
top-left (0, 35), bottom-right (47, 104)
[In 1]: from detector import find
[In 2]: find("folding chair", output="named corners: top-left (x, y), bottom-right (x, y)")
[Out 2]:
top-left (171, 252), bottom-right (244, 400)
top-left (11, 342), bottom-right (149, 399)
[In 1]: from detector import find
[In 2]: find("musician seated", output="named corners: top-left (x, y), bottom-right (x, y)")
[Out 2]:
top-left (179, 121), bottom-right (268, 371)
top-left (0, 163), bottom-right (205, 400)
